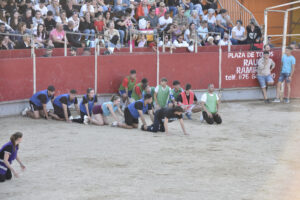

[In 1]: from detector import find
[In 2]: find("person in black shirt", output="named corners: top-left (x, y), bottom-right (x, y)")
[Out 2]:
top-left (65, 20), bottom-right (81, 47)
top-left (19, 0), bottom-right (35, 17)
top-left (246, 21), bottom-right (262, 44)
top-left (44, 10), bottom-right (56, 32)
top-left (142, 106), bottom-right (188, 135)
top-left (50, 89), bottom-right (80, 122)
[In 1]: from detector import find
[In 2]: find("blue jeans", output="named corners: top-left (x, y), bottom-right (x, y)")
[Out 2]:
top-left (278, 73), bottom-right (291, 83)
top-left (194, 4), bottom-right (204, 16)
top-left (216, 26), bottom-right (232, 38)
top-left (168, 6), bottom-right (178, 16)
top-left (257, 75), bottom-right (274, 88)
top-left (83, 29), bottom-right (95, 40)
top-left (181, 2), bottom-right (193, 11)
top-left (118, 29), bottom-right (125, 45)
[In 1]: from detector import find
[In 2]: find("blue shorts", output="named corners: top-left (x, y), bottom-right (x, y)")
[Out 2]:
top-left (119, 90), bottom-right (132, 98)
top-left (278, 73), bottom-right (291, 83)
top-left (257, 75), bottom-right (274, 88)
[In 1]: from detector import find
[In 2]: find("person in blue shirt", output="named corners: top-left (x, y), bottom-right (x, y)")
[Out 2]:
top-left (22, 85), bottom-right (55, 119)
top-left (120, 94), bottom-right (154, 129)
top-left (90, 95), bottom-right (124, 126)
top-left (72, 88), bottom-right (98, 124)
top-left (0, 132), bottom-right (25, 182)
top-left (50, 89), bottom-right (80, 122)
top-left (273, 47), bottom-right (296, 103)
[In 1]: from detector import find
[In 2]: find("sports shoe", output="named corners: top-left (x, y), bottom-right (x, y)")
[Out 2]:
top-left (111, 121), bottom-right (118, 127)
top-left (83, 115), bottom-right (89, 125)
top-left (21, 107), bottom-right (30, 116)
top-left (69, 116), bottom-right (74, 120)
top-left (199, 114), bottom-right (204, 122)
top-left (284, 98), bottom-right (290, 104)
top-left (264, 99), bottom-right (271, 104)
top-left (185, 112), bottom-right (192, 120)
top-left (272, 98), bottom-right (281, 103)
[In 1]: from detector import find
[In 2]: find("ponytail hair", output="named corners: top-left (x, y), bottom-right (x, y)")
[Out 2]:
top-left (111, 95), bottom-right (120, 102)
top-left (10, 132), bottom-right (23, 151)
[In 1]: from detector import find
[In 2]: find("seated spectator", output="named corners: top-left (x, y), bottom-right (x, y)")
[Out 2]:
top-left (115, 12), bottom-right (126, 46)
top-left (104, 21), bottom-right (120, 52)
top-left (159, 11), bottom-right (172, 31)
top-left (82, 46), bottom-right (91, 55)
top-left (34, 0), bottom-right (48, 16)
top-left (34, 23), bottom-right (48, 48)
top-left (137, 34), bottom-right (147, 47)
top-left (79, 12), bottom-right (95, 41)
top-left (55, 10), bottom-right (69, 26)
top-left (231, 20), bottom-right (246, 45)
top-left (188, 10), bottom-right (200, 28)
top-left (216, 9), bottom-right (232, 38)
top-left (44, 11), bottom-right (56, 32)
top-left (68, 11), bottom-right (80, 31)
top-left (246, 21), bottom-right (261, 44)
top-left (70, 46), bottom-right (77, 56)
top-left (145, 7), bottom-right (159, 29)
top-left (80, 0), bottom-right (95, 18)
top-left (167, 0), bottom-right (179, 16)
top-left (103, 11), bottom-right (112, 31)
top-left (113, 0), bottom-right (130, 12)
top-left (167, 23), bottom-right (182, 42)
top-left (205, 35), bottom-right (215, 46)
top-left (290, 41), bottom-right (297, 50)
top-left (50, 22), bottom-right (68, 48)
top-left (63, 0), bottom-right (74, 18)
top-left (47, 0), bottom-right (60, 20)
top-left (203, 8), bottom-right (216, 32)
top-left (94, 12), bottom-right (104, 33)
top-left (95, 0), bottom-right (109, 13)
top-left (0, 22), bottom-right (6, 41)
top-left (65, 21), bottom-right (81, 47)
top-left (184, 22), bottom-right (196, 43)
top-left (158, 34), bottom-right (172, 47)
top-left (0, 9), bottom-right (11, 31)
top-left (218, 32), bottom-right (231, 46)
top-left (191, 0), bottom-right (204, 17)
top-left (173, 34), bottom-right (188, 47)
top-left (32, 10), bottom-right (44, 30)
top-left (136, 0), bottom-right (150, 18)
top-left (15, 34), bottom-right (32, 49)
top-left (180, 0), bottom-right (193, 11)
top-left (173, 7), bottom-right (188, 30)
top-left (197, 20), bottom-right (208, 42)
top-left (14, 22), bottom-right (27, 42)
top-left (19, 0), bottom-right (35, 16)
top-left (155, 2), bottom-right (167, 17)
top-left (43, 46), bottom-right (53, 57)
top-left (9, 11), bottom-right (20, 31)
top-left (22, 9), bottom-right (33, 29)
top-left (0, 35), bottom-right (14, 50)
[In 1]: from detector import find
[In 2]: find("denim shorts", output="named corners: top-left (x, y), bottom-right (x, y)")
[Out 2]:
top-left (278, 73), bottom-right (291, 83)
top-left (257, 75), bottom-right (274, 88)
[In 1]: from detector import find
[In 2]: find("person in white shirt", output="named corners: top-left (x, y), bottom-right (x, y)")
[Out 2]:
top-left (203, 8), bottom-right (216, 32)
top-left (231, 20), bottom-right (247, 45)
top-left (34, 0), bottom-right (48, 16)
top-left (173, 34), bottom-right (189, 47)
top-left (218, 32), bottom-right (231, 46)
top-left (159, 11), bottom-right (172, 31)
top-left (80, 0), bottom-right (95, 18)
top-left (68, 12), bottom-right (80, 31)
top-left (197, 20), bottom-right (208, 41)
top-left (32, 10), bottom-right (44, 30)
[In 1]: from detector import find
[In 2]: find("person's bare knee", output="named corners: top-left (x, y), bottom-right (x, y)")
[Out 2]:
top-left (267, 82), bottom-right (274, 86)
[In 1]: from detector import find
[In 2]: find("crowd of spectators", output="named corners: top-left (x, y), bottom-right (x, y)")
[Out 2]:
top-left (0, 0), bottom-right (297, 52)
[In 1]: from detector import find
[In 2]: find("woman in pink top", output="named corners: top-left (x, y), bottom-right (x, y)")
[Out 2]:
top-left (155, 2), bottom-right (167, 17)
top-left (50, 23), bottom-right (68, 48)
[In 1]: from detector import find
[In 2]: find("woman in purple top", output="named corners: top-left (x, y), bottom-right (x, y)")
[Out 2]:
top-left (0, 132), bottom-right (25, 182)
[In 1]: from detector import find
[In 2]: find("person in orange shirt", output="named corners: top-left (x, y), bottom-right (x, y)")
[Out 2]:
top-left (136, 0), bottom-right (151, 18)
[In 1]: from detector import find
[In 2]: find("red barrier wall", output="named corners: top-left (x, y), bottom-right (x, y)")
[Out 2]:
top-left (0, 49), bottom-right (299, 102)
top-left (0, 58), bottom-right (33, 101)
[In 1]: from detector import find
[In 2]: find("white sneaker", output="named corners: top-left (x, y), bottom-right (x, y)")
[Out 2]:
top-left (69, 116), bottom-right (74, 120)
top-left (199, 114), bottom-right (204, 122)
top-left (111, 121), bottom-right (118, 127)
top-left (272, 98), bottom-right (281, 103)
top-left (21, 107), bottom-right (30, 116)
top-left (83, 115), bottom-right (89, 125)
top-left (73, 115), bottom-right (81, 119)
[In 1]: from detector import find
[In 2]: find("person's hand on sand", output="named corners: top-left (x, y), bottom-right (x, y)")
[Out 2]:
top-left (13, 170), bottom-right (19, 178)
top-left (20, 164), bottom-right (26, 171)
top-left (207, 112), bottom-right (213, 118)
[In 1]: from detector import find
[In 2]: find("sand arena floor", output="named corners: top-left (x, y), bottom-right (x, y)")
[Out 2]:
top-left (0, 101), bottom-right (300, 200)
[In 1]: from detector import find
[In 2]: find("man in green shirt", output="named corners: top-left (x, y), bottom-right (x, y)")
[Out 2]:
top-left (154, 78), bottom-right (175, 110)
top-left (119, 69), bottom-right (137, 106)
top-left (131, 78), bottom-right (148, 101)
top-left (171, 80), bottom-right (183, 101)
top-left (200, 84), bottom-right (222, 124)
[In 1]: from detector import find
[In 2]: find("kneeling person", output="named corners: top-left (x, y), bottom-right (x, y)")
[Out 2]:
top-left (50, 89), bottom-right (79, 122)
top-left (23, 85), bottom-right (55, 119)
top-left (121, 94), bottom-right (154, 129)
top-left (201, 84), bottom-right (222, 124)
top-left (143, 106), bottom-right (188, 135)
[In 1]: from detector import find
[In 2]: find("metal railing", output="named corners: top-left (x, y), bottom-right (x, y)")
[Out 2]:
top-left (217, 0), bottom-right (259, 26)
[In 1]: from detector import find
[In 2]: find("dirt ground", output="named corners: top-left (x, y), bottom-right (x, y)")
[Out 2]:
top-left (0, 101), bottom-right (300, 200)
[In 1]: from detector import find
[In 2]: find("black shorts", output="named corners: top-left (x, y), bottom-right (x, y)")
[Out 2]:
top-left (124, 107), bottom-right (138, 126)
top-left (53, 104), bottom-right (71, 119)
top-left (29, 101), bottom-right (43, 111)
